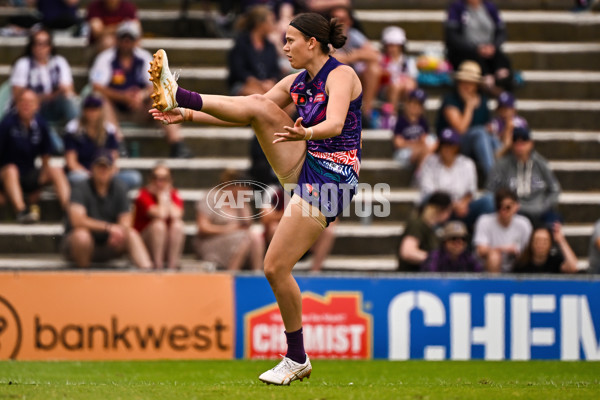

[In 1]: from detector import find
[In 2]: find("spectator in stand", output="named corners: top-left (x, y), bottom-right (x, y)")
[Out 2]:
top-left (133, 164), bottom-right (185, 270)
top-left (419, 128), bottom-right (494, 229)
top-left (87, 0), bottom-right (138, 52)
top-left (436, 60), bottom-right (495, 180)
top-left (241, 1), bottom-right (295, 50)
top-left (392, 88), bottom-right (436, 170)
top-left (487, 91), bottom-right (517, 159)
top-left (11, 27), bottom-right (78, 127)
top-left (379, 26), bottom-right (418, 116)
top-left (398, 191), bottom-right (452, 271)
top-left (35, 0), bottom-right (81, 32)
top-left (444, 0), bottom-right (513, 94)
top-left (589, 219), bottom-right (600, 273)
top-left (573, 0), bottom-right (598, 12)
top-left (487, 117), bottom-right (562, 226)
top-left (422, 220), bottom-right (483, 272)
top-left (63, 94), bottom-right (142, 190)
top-left (228, 6), bottom-right (282, 96)
top-left (328, 5), bottom-right (382, 128)
top-left (513, 224), bottom-right (578, 274)
top-left (0, 89), bottom-right (69, 223)
top-left (299, 0), bottom-right (351, 13)
top-left (473, 188), bottom-right (532, 273)
top-left (63, 149), bottom-right (152, 269)
top-left (89, 21), bottom-right (191, 158)
top-left (194, 169), bottom-right (265, 270)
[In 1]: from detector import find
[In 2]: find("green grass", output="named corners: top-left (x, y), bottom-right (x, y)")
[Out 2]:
top-left (0, 360), bottom-right (598, 399)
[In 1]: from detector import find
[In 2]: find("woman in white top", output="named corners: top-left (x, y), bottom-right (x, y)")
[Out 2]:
top-left (10, 27), bottom-right (78, 124)
top-left (419, 127), bottom-right (494, 228)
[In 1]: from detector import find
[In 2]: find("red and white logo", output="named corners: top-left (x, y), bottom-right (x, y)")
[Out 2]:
top-left (245, 292), bottom-right (372, 359)
top-left (314, 93), bottom-right (326, 103)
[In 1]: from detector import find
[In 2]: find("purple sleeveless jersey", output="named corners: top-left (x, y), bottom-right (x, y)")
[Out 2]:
top-left (289, 57), bottom-right (363, 225)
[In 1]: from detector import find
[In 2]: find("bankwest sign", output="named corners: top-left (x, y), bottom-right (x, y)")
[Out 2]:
top-left (244, 292), bottom-right (372, 359)
top-left (0, 272), bottom-right (234, 360)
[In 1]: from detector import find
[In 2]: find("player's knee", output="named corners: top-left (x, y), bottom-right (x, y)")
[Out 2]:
top-left (263, 256), bottom-right (284, 284)
top-left (71, 228), bottom-right (93, 249)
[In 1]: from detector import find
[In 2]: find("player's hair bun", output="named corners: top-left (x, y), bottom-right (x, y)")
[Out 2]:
top-left (328, 18), bottom-right (347, 49)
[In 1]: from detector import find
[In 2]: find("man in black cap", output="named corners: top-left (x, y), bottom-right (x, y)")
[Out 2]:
top-left (487, 117), bottom-right (562, 225)
top-left (63, 149), bottom-right (152, 268)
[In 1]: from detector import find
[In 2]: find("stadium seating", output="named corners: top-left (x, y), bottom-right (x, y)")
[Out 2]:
top-left (0, 0), bottom-right (598, 271)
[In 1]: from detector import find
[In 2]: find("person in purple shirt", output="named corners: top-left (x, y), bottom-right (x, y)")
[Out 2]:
top-left (149, 12), bottom-right (363, 385)
top-left (0, 90), bottom-right (70, 223)
top-left (422, 220), bottom-right (483, 272)
top-left (445, 0), bottom-right (513, 93)
top-left (393, 88), bottom-right (436, 169)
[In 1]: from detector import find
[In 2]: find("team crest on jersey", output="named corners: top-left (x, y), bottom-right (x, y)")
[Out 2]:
top-left (291, 93), bottom-right (308, 106)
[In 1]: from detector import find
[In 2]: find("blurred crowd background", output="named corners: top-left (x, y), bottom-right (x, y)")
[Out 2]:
top-left (0, 0), bottom-right (599, 274)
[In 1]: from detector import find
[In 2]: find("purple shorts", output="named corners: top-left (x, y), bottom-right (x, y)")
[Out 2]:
top-left (292, 151), bottom-right (359, 226)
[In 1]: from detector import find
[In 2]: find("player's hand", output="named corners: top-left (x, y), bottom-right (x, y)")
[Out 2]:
top-left (149, 108), bottom-right (184, 125)
top-left (273, 117), bottom-right (310, 143)
top-left (108, 224), bottom-right (127, 248)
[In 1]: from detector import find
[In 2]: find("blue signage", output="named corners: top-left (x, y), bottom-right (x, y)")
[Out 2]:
top-left (235, 275), bottom-right (600, 360)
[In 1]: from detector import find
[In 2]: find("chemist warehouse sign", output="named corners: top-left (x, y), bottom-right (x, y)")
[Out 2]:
top-left (235, 276), bottom-right (600, 360)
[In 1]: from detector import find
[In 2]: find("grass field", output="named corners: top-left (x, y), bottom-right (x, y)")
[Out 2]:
top-left (0, 360), bottom-right (599, 399)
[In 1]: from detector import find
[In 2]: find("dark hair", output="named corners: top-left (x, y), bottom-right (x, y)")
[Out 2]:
top-left (21, 26), bottom-right (57, 60)
top-left (235, 5), bottom-right (273, 32)
top-left (425, 191), bottom-right (452, 211)
top-left (290, 13), bottom-right (346, 54)
top-left (494, 187), bottom-right (518, 211)
top-left (514, 226), bottom-right (555, 271)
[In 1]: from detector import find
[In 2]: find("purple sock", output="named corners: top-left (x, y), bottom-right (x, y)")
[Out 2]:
top-left (285, 328), bottom-right (306, 364)
top-left (176, 87), bottom-right (203, 111)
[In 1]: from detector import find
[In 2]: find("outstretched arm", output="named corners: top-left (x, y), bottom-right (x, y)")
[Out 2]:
top-left (273, 66), bottom-right (357, 143)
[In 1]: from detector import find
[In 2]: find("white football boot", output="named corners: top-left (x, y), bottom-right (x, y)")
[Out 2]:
top-left (148, 49), bottom-right (178, 112)
top-left (259, 355), bottom-right (312, 386)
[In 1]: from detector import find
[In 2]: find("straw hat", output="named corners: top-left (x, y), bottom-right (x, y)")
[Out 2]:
top-left (454, 61), bottom-right (482, 83)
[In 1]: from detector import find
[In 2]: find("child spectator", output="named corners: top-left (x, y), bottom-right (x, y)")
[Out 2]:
top-left (0, 89), bottom-right (69, 223)
top-left (89, 21), bottom-right (191, 158)
top-left (87, 0), bottom-right (139, 52)
top-left (379, 26), bottom-right (417, 115)
top-left (133, 164), bottom-right (185, 270)
top-left (488, 91), bottom-right (517, 159)
top-left (422, 221), bottom-right (483, 272)
top-left (10, 27), bottom-right (78, 127)
top-left (398, 191), bottom-right (453, 271)
top-left (487, 117), bottom-right (562, 226)
top-left (393, 88), bottom-right (436, 169)
top-left (513, 224), bottom-right (578, 274)
top-left (473, 188), bottom-right (532, 272)
top-left (63, 94), bottom-right (142, 190)
top-left (63, 149), bottom-right (152, 268)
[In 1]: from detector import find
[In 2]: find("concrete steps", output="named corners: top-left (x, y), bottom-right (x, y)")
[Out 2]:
top-left (2, 187), bottom-right (599, 226)
top-left (0, 222), bottom-right (592, 259)
top-left (1, 38), bottom-right (599, 71)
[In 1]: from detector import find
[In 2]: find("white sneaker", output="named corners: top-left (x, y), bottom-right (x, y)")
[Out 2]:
top-left (259, 355), bottom-right (312, 386)
top-left (148, 49), bottom-right (178, 112)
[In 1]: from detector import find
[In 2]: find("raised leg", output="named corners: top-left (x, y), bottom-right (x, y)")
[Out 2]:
top-left (142, 219), bottom-right (167, 269)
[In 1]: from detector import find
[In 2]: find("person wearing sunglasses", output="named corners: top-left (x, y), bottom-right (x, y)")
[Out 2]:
top-left (422, 220), bottom-right (482, 272)
top-left (473, 187), bottom-right (532, 272)
top-left (133, 163), bottom-right (185, 269)
top-left (10, 27), bottom-right (78, 128)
